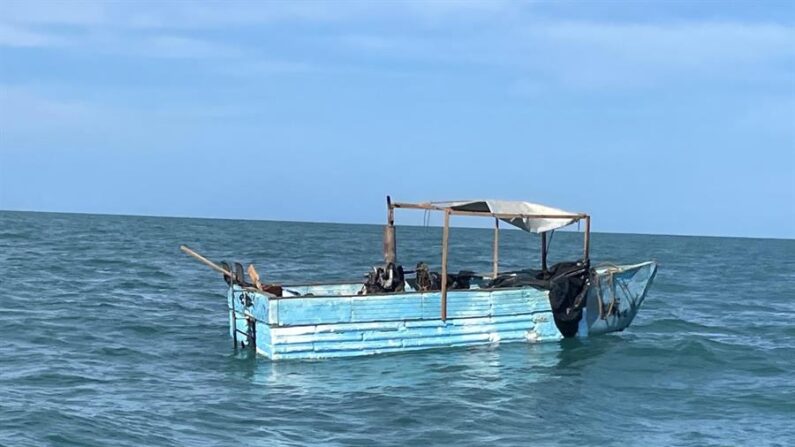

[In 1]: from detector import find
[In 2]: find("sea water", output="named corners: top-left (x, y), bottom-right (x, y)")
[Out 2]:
top-left (1, 211), bottom-right (793, 446)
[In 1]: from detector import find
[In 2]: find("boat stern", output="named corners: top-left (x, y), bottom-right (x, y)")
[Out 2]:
top-left (227, 286), bottom-right (273, 357)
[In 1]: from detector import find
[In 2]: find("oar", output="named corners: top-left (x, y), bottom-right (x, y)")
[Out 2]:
top-left (180, 245), bottom-right (232, 277)
top-left (179, 245), bottom-right (277, 297)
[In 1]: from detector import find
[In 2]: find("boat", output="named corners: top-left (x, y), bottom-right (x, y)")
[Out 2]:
top-left (181, 197), bottom-right (657, 360)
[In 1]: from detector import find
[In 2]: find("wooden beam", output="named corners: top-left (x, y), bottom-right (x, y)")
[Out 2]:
top-left (384, 196), bottom-right (396, 264)
top-left (492, 218), bottom-right (499, 278)
top-left (180, 245), bottom-right (230, 276)
top-left (584, 216), bottom-right (591, 260)
top-left (387, 195), bottom-right (394, 225)
top-left (440, 209), bottom-right (450, 321)
top-left (392, 202), bottom-right (437, 210)
top-left (179, 245), bottom-right (276, 297)
top-left (449, 210), bottom-right (585, 220)
top-left (383, 226), bottom-right (395, 264)
top-left (541, 231), bottom-right (548, 273)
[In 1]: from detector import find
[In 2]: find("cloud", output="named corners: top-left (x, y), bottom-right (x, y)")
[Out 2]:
top-left (0, 85), bottom-right (109, 145)
top-left (0, 23), bottom-right (69, 47)
top-left (334, 19), bottom-right (794, 91)
top-left (135, 35), bottom-right (245, 59)
top-left (0, 83), bottom-right (268, 153)
top-left (1, 1), bottom-right (792, 98)
top-left (3, 1), bottom-right (791, 83)
top-left (0, 0), bottom-right (524, 29)
top-left (0, 0), bottom-right (107, 27)
top-left (519, 21), bottom-right (795, 89)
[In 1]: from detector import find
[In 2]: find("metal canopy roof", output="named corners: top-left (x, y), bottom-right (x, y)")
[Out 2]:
top-left (392, 199), bottom-right (586, 233)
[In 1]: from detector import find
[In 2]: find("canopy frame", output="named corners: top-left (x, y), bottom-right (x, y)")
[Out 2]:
top-left (383, 197), bottom-right (591, 321)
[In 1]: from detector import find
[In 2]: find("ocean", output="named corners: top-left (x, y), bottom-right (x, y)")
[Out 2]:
top-left (1, 211), bottom-right (793, 446)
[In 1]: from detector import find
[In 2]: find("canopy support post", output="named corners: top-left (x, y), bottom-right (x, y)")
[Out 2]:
top-left (440, 209), bottom-right (450, 321)
top-left (583, 215), bottom-right (591, 261)
top-left (492, 218), bottom-right (499, 278)
top-left (541, 231), bottom-right (548, 273)
top-left (384, 196), bottom-right (396, 264)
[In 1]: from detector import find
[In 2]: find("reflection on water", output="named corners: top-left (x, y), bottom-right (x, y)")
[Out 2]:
top-left (240, 339), bottom-right (614, 396)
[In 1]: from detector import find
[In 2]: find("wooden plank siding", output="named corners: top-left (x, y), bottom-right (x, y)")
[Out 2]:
top-left (227, 261), bottom-right (658, 360)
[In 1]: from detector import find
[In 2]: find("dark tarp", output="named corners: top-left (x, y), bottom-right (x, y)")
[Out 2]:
top-left (489, 261), bottom-right (591, 337)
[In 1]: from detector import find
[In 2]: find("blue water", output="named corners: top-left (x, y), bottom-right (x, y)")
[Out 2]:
top-left (1, 211), bottom-right (793, 446)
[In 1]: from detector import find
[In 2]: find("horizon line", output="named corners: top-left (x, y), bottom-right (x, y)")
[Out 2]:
top-left (1, 208), bottom-right (792, 242)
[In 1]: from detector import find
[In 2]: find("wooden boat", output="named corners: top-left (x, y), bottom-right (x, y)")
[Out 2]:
top-left (182, 198), bottom-right (657, 360)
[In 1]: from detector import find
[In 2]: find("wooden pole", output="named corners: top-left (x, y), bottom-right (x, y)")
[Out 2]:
top-left (440, 209), bottom-right (450, 321)
top-left (384, 196), bottom-right (396, 264)
top-left (180, 245), bottom-right (276, 297)
top-left (492, 218), bottom-right (499, 278)
top-left (584, 216), bottom-right (591, 260)
top-left (448, 210), bottom-right (584, 220)
top-left (180, 245), bottom-right (231, 276)
top-left (541, 231), bottom-right (548, 273)
top-left (387, 196), bottom-right (394, 226)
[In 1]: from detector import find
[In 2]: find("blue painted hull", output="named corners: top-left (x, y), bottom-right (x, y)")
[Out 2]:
top-left (228, 262), bottom-right (657, 360)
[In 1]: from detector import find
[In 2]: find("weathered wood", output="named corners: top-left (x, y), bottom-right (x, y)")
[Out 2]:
top-left (440, 209), bottom-right (450, 321)
top-left (387, 195), bottom-right (394, 225)
top-left (247, 264), bottom-right (262, 290)
top-left (180, 245), bottom-right (231, 276)
top-left (541, 232), bottom-right (548, 273)
top-left (384, 196), bottom-right (397, 264)
top-left (392, 202), bottom-right (439, 210)
top-left (383, 225), bottom-right (396, 264)
top-left (180, 245), bottom-right (276, 297)
top-left (492, 218), bottom-right (499, 278)
top-left (450, 210), bottom-right (585, 220)
top-left (584, 216), bottom-right (591, 260)
top-left (239, 261), bottom-right (659, 359)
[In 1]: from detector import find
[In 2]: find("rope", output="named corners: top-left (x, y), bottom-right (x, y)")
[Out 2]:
top-left (594, 272), bottom-right (605, 319)
top-left (594, 262), bottom-right (622, 271)
top-left (593, 265), bottom-right (636, 319)
top-left (616, 279), bottom-right (635, 313)
top-left (605, 272), bottom-right (617, 317)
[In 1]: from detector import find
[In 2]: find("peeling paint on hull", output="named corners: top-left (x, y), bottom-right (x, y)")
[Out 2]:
top-left (228, 262), bottom-right (657, 360)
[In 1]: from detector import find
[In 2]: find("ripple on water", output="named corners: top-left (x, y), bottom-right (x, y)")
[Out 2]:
top-left (1, 212), bottom-right (793, 447)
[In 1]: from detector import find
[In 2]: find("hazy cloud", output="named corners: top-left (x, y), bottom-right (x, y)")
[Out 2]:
top-left (2, 1), bottom-right (792, 89)
top-left (0, 23), bottom-right (70, 47)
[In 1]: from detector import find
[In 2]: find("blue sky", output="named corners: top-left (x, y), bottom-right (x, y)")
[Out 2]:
top-left (0, 1), bottom-right (793, 238)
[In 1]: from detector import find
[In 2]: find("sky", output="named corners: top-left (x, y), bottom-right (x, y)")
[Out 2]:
top-left (0, 1), bottom-right (793, 238)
